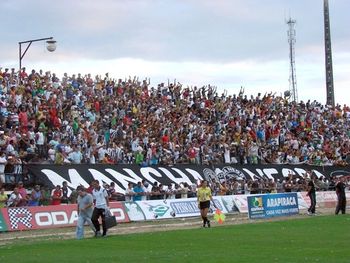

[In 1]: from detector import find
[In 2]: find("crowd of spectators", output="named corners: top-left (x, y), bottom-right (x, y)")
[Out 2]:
top-left (1, 66), bottom-right (350, 187)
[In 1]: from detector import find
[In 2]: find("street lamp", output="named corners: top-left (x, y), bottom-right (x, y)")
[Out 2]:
top-left (19, 37), bottom-right (57, 71)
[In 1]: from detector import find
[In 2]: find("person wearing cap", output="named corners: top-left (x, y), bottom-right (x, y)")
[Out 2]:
top-left (76, 186), bottom-right (96, 239)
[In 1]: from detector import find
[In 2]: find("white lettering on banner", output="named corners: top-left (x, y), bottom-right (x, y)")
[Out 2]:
top-left (256, 169), bottom-right (265, 178)
top-left (41, 169), bottom-right (89, 189)
top-left (184, 168), bottom-right (203, 182)
top-left (267, 197), bottom-right (297, 208)
top-left (312, 170), bottom-right (323, 179)
top-left (51, 211), bottom-right (68, 225)
top-left (262, 168), bottom-right (278, 180)
top-left (281, 168), bottom-right (296, 178)
top-left (159, 168), bottom-right (192, 185)
top-left (8, 208), bottom-right (33, 229)
top-left (89, 169), bottom-right (115, 186)
top-left (35, 211), bottom-right (78, 226)
top-left (140, 167), bottom-right (162, 185)
top-left (108, 168), bottom-right (142, 190)
top-left (294, 168), bottom-right (307, 177)
top-left (35, 212), bottom-right (52, 226)
top-left (171, 201), bottom-right (199, 214)
top-left (242, 168), bottom-right (257, 180)
top-left (266, 210), bottom-right (275, 215)
top-left (251, 207), bottom-right (264, 212)
top-left (110, 208), bottom-right (126, 221)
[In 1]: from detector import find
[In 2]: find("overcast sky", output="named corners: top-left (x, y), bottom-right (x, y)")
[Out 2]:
top-left (1, 0), bottom-right (349, 105)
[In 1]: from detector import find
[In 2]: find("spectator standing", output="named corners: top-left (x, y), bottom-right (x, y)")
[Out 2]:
top-left (165, 184), bottom-right (176, 200)
top-left (150, 181), bottom-right (161, 200)
top-left (0, 187), bottom-right (8, 208)
top-left (306, 177), bottom-right (316, 215)
top-left (124, 182), bottom-right (135, 202)
top-left (0, 151), bottom-right (7, 188)
top-left (141, 180), bottom-right (151, 200)
top-left (35, 127), bottom-right (46, 159)
top-left (51, 185), bottom-right (62, 205)
top-left (335, 177), bottom-right (347, 215)
top-left (28, 185), bottom-right (42, 206)
top-left (17, 181), bottom-right (28, 206)
top-left (40, 186), bottom-right (52, 206)
top-left (6, 187), bottom-right (22, 207)
top-left (69, 187), bottom-right (78, 204)
top-left (133, 181), bottom-right (144, 201)
top-left (108, 182), bottom-right (123, 201)
top-left (61, 181), bottom-right (71, 204)
top-left (68, 145), bottom-right (83, 164)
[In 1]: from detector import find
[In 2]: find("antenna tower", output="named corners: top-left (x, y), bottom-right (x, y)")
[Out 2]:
top-left (324, 0), bottom-right (335, 106)
top-left (286, 18), bottom-right (298, 103)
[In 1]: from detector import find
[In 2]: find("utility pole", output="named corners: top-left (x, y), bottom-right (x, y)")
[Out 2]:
top-left (324, 0), bottom-right (335, 107)
top-left (286, 18), bottom-right (298, 103)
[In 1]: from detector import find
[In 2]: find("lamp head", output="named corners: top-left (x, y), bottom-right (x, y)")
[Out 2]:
top-left (46, 40), bottom-right (57, 52)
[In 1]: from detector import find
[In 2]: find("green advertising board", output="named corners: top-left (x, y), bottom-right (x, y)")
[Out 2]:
top-left (0, 210), bottom-right (8, 232)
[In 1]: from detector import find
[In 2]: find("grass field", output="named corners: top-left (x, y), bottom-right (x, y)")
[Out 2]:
top-left (1, 215), bottom-right (349, 263)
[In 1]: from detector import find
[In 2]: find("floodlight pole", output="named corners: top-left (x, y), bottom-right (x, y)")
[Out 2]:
top-left (19, 37), bottom-right (54, 71)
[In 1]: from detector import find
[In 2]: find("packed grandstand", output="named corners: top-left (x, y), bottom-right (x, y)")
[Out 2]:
top-left (1, 67), bottom-right (350, 168)
top-left (0, 66), bottom-right (349, 205)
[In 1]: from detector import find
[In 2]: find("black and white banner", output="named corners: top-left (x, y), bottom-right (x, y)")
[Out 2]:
top-left (26, 164), bottom-right (350, 193)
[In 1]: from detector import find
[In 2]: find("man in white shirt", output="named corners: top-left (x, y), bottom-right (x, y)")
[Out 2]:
top-left (91, 180), bottom-right (109, 237)
top-left (6, 187), bottom-right (22, 207)
top-left (0, 151), bottom-right (7, 187)
top-left (68, 145), bottom-right (83, 164)
top-left (35, 127), bottom-right (46, 158)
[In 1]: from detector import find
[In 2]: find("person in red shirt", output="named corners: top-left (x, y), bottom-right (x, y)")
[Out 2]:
top-left (86, 181), bottom-right (94, 194)
top-left (19, 67), bottom-right (28, 80)
top-left (18, 106), bottom-right (28, 133)
top-left (17, 181), bottom-right (29, 206)
top-left (51, 185), bottom-right (62, 205)
top-left (161, 132), bottom-right (169, 145)
top-left (188, 143), bottom-right (196, 164)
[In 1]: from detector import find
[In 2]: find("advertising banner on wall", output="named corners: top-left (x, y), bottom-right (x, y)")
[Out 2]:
top-left (0, 202), bottom-right (129, 232)
top-left (247, 193), bottom-right (299, 219)
top-left (0, 212), bottom-right (8, 232)
top-left (126, 197), bottom-right (226, 221)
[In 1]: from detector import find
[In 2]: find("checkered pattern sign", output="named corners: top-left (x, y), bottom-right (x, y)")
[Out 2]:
top-left (8, 208), bottom-right (33, 229)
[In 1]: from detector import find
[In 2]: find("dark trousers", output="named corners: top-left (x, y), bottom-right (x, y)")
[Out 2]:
top-left (91, 208), bottom-right (107, 235)
top-left (335, 196), bottom-right (346, 214)
top-left (36, 144), bottom-right (46, 159)
top-left (308, 192), bottom-right (316, 214)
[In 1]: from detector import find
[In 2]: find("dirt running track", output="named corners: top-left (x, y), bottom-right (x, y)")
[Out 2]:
top-left (0, 208), bottom-right (336, 246)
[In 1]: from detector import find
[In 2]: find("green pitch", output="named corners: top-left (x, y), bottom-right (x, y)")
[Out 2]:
top-left (1, 215), bottom-right (349, 263)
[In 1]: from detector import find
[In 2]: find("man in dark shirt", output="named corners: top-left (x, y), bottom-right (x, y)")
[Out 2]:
top-left (61, 181), bottom-right (70, 204)
top-left (335, 177), bottom-right (346, 215)
top-left (307, 177), bottom-right (316, 215)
